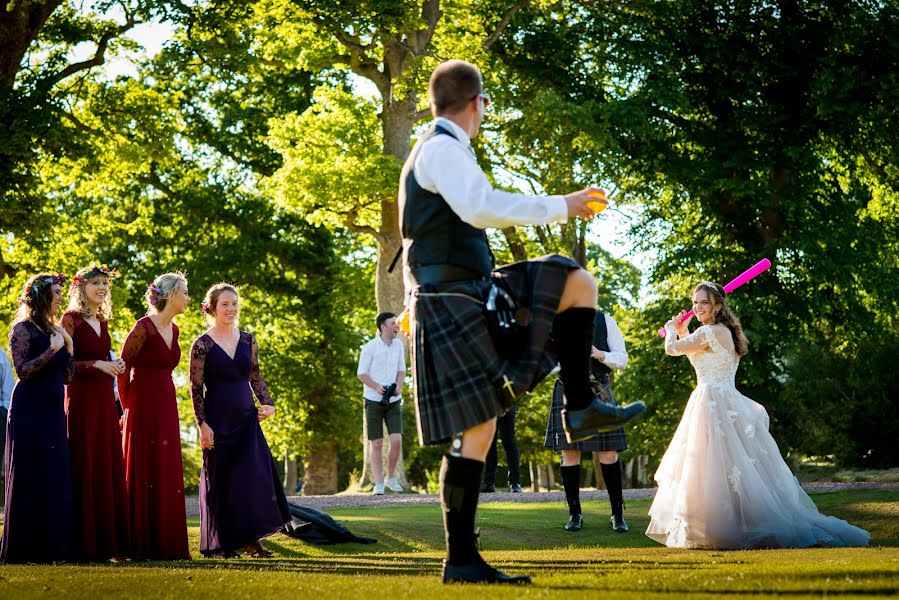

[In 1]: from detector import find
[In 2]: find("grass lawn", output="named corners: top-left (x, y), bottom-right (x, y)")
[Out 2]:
top-left (0, 489), bottom-right (896, 598)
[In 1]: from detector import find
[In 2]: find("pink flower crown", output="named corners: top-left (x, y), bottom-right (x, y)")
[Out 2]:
top-left (72, 264), bottom-right (119, 288)
top-left (147, 283), bottom-right (164, 305)
top-left (19, 273), bottom-right (67, 304)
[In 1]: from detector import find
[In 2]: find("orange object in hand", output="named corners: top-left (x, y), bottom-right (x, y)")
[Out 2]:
top-left (586, 189), bottom-right (609, 214)
top-left (398, 309), bottom-right (411, 336)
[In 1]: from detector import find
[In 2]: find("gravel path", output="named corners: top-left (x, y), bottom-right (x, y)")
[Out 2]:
top-left (183, 481), bottom-right (897, 516)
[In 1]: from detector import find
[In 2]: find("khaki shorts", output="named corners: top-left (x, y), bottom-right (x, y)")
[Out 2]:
top-left (365, 398), bottom-right (403, 441)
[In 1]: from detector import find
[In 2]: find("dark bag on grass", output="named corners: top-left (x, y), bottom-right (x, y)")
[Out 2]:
top-left (282, 501), bottom-right (378, 546)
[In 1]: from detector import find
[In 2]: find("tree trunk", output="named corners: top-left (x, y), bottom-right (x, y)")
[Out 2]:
top-left (283, 455), bottom-right (298, 496)
top-left (301, 442), bottom-right (338, 495)
top-left (375, 92), bottom-right (418, 313)
top-left (0, 0), bottom-right (63, 89)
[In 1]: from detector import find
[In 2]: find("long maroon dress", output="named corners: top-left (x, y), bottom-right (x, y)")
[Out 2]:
top-left (62, 311), bottom-right (129, 561)
top-left (117, 316), bottom-right (190, 560)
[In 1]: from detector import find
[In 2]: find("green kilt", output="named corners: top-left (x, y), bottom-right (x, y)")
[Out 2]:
top-left (411, 254), bottom-right (578, 445)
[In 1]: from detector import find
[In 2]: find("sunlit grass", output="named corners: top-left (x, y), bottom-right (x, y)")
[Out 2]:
top-left (0, 489), bottom-right (896, 598)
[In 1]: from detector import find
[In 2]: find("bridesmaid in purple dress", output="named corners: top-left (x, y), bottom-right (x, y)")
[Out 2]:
top-left (189, 283), bottom-right (289, 558)
top-left (1, 273), bottom-right (76, 563)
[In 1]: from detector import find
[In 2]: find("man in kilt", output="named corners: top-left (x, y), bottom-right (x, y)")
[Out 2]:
top-left (545, 311), bottom-right (632, 533)
top-left (399, 59), bottom-right (646, 585)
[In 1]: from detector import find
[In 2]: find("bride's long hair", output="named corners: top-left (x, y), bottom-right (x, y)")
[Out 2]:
top-left (694, 282), bottom-right (749, 356)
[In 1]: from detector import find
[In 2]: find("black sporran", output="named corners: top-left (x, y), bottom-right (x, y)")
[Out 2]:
top-left (484, 284), bottom-right (529, 359)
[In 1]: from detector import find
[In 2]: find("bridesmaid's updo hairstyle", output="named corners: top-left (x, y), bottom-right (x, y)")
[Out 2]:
top-left (200, 283), bottom-right (239, 323)
top-left (13, 272), bottom-right (67, 333)
top-left (146, 272), bottom-right (188, 314)
top-left (694, 281), bottom-right (749, 356)
top-left (68, 264), bottom-right (118, 320)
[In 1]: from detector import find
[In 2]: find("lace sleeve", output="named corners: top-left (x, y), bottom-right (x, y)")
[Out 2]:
top-left (247, 332), bottom-right (273, 407)
top-left (61, 312), bottom-right (97, 374)
top-left (665, 324), bottom-right (712, 357)
top-left (189, 335), bottom-right (212, 425)
top-left (117, 319), bottom-right (149, 409)
top-left (8, 322), bottom-right (57, 380)
top-left (62, 350), bottom-right (75, 384)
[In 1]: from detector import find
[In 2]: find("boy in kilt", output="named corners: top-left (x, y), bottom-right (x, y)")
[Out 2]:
top-left (400, 59), bottom-right (646, 585)
top-left (545, 311), bottom-right (632, 533)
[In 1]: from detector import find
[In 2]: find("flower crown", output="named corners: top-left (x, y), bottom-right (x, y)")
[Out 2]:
top-left (72, 264), bottom-right (119, 287)
top-left (19, 273), bottom-right (67, 304)
top-left (147, 283), bottom-right (164, 305)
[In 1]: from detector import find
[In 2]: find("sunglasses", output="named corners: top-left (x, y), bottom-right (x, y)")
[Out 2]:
top-left (471, 92), bottom-right (491, 108)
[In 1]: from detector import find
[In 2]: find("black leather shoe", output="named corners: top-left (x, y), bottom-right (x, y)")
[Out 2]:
top-left (565, 514), bottom-right (583, 531)
top-left (509, 483), bottom-right (523, 493)
top-left (562, 398), bottom-right (647, 443)
top-left (610, 514), bottom-right (629, 533)
top-left (442, 559), bottom-right (532, 584)
top-left (480, 483), bottom-right (495, 493)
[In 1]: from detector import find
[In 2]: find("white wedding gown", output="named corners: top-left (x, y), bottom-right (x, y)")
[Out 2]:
top-left (645, 324), bottom-right (869, 549)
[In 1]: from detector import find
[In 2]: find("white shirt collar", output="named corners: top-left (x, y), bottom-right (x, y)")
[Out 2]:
top-left (375, 335), bottom-right (396, 348)
top-left (434, 117), bottom-right (472, 147)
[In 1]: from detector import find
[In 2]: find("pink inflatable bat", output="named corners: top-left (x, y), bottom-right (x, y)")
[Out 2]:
top-left (657, 258), bottom-right (772, 337)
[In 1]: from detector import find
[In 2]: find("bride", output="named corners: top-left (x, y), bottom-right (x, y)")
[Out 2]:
top-left (646, 281), bottom-right (869, 549)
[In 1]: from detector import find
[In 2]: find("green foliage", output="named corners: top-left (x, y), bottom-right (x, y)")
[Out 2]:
top-left (489, 0), bottom-right (899, 468)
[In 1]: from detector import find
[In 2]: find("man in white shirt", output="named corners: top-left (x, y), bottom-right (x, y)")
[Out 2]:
top-left (399, 59), bottom-right (646, 585)
top-left (357, 312), bottom-right (406, 495)
top-left (545, 312), bottom-right (632, 534)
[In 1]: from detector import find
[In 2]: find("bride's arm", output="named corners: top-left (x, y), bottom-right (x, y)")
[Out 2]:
top-left (665, 324), bottom-right (711, 356)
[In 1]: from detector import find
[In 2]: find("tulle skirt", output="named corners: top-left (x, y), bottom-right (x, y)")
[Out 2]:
top-left (646, 382), bottom-right (869, 549)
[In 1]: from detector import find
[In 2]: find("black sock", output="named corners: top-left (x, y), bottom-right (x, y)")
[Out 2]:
top-left (552, 308), bottom-right (596, 412)
top-left (440, 454), bottom-right (484, 565)
top-left (560, 464), bottom-right (582, 516)
top-left (600, 459), bottom-right (624, 517)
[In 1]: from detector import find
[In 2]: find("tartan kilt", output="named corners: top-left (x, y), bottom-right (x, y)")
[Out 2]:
top-left (410, 254), bottom-right (578, 445)
top-left (544, 378), bottom-right (628, 452)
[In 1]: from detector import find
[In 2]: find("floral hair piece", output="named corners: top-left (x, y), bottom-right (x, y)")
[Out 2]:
top-left (200, 300), bottom-right (213, 314)
top-left (72, 264), bottom-right (119, 287)
top-left (19, 273), bottom-right (67, 304)
top-left (147, 283), bottom-right (164, 305)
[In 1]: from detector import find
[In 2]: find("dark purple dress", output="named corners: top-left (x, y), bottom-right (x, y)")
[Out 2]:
top-left (1, 321), bottom-right (76, 563)
top-left (189, 331), bottom-right (288, 557)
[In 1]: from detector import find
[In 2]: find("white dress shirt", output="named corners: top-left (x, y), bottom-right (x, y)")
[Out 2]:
top-left (403, 117), bottom-right (570, 296)
top-left (0, 349), bottom-right (14, 411)
top-left (357, 336), bottom-right (406, 403)
top-left (596, 314), bottom-right (629, 371)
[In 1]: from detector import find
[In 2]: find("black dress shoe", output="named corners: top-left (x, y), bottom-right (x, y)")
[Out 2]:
top-left (442, 559), bottom-right (532, 584)
top-left (565, 514), bottom-right (583, 531)
top-left (562, 398), bottom-right (647, 443)
top-left (480, 483), bottom-right (496, 493)
top-left (509, 483), bottom-right (523, 493)
top-left (610, 514), bottom-right (629, 533)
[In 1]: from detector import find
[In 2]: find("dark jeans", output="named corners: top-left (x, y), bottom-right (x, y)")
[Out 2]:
top-left (484, 405), bottom-right (520, 486)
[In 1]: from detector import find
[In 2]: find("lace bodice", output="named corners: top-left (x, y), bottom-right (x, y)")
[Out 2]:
top-left (665, 324), bottom-right (739, 388)
top-left (189, 331), bottom-right (273, 426)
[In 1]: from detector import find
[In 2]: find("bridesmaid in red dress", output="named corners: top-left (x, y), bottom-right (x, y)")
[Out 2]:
top-left (117, 272), bottom-right (191, 560)
top-left (61, 264), bottom-right (129, 561)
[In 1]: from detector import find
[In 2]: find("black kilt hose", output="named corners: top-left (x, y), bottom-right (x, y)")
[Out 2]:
top-left (544, 378), bottom-right (628, 452)
top-left (410, 254), bottom-right (579, 445)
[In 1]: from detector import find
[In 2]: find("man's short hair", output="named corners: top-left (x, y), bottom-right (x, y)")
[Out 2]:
top-left (376, 312), bottom-right (396, 331)
top-left (429, 59), bottom-right (482, 116)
